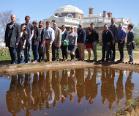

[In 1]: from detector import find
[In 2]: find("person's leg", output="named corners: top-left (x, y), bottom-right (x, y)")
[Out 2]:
top-left (52, 44), bottom-right (56, 61)
top-left (87, 48), bottom-right (91, 61)
top-left (76, 43), bottom-right (82, 60)
top-left (102, 46), bottom-right (105, 61)
top-left (48, 43), bottom-right (52, 62)
top-left (112, 43), bottom-right (116, 61)
top-left (80, 43), bottom-right (85, 60)
top-left (8, 47), bottom-right (17, 64)
top-left (118, 42), bottom-right (124, 61)
top-left (92, 42), bottom-right (97, 61)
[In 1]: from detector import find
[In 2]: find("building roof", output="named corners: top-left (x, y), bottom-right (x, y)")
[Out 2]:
top-left (55, 5), bottom-right (84, 14)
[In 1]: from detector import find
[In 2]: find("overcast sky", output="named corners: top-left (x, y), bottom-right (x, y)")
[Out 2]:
top-left (0, 0), bottom-right (139, 25)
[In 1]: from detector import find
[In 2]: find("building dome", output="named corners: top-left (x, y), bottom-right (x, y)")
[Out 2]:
top-left (55, 5), bottom-right (84, 14)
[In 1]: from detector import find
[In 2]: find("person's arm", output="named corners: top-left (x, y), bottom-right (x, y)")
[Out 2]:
top-left (58, 29), bottom-right (62, 47)
top-left (95, 30), bottom-right (99, 43)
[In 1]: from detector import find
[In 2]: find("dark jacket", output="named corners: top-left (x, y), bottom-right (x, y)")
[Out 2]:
top-left (5, 22), bottom-right (20, 48)
top-left (77, 28), bottom-right (86, 43)
top-left (32, 27), bottom-right (39, 45)
top-left (102, 30), bottom-right (113, 46)
top-left (127, 31), bottom-right (134, 44)
top-left (109, 24), bottom-right (118, 42)
top-left (85, 28), bottom-right (99, 44)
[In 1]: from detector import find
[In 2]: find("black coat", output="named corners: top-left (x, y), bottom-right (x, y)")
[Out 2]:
top-left (102, 30), bottom-right (113, 46)
top-left (5, 22), bottom-right (20, 48)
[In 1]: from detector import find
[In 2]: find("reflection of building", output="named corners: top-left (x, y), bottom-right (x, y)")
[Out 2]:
top-left (47, 5), bottom-right (131, 29)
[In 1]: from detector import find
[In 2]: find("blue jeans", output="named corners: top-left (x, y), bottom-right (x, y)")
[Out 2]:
top-left (8, 47), bottom-right (17, 64)
top-left (32, 43), bottom-right (39, 61)
top-left (24, 42), bottom-right (31, 63)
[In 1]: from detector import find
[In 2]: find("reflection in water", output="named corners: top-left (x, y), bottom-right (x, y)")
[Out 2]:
top-left (5, 68), bottom-right (134, 116)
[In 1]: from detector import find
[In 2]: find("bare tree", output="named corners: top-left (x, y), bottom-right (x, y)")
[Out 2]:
top-left (0, 11), bottom-right (12, 41)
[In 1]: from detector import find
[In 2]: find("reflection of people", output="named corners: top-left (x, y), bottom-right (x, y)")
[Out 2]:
top-left (61, 70), bottom-right (68, 103)
top-left (76, 69), bottom-right (85, 103)
top-left (85, 68), bottom-right (98, 104)
top-left (125, 71), bottom-right (134, 101)
top-left (6, 75), bottom-right (21, 116)
top-left (116, 70), bottom-right (124, 103)
top-left (101, 68), bottom-right (116, 109)
top-left (101, 68), bottom-right (107, 104)
top-left (52, 70), bottom-right (62, 107)
top-left (68, 69), bottom-right (77, 102)
top-left (107, 68), bottom-right (116, 109)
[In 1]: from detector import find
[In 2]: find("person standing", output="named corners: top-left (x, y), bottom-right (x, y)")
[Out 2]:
top-left (89, 23), bottom-right (99, 62)
top-left (67, 27), bottom-right (77, 60)
top-left (61, 25), bottom-right (68, 61)
top-left (109, 18), bottom-right (118, 62)
top-left (41, 21), bottom-right (55, 62)
top-left (126, 24), bottom-right (135, 63)
top-left (85, 28), bottom-right (93, 61)
top-left (38, 21), bottom-right (44, 62)
top-left (5, 14), bottom-right (20, 64)
top-left (77, 24), bottom-right (86, 61)
top-left (24, 16), bottom-right (33, 63)
top-left (52, 22), bottom-right (61, 61)
top-left (17, 24), bottom-right (28, 64)
top-left (32, 21), bottom-right (39, 63)
top-left (101, 24), bottom-right (113, 62)
top-left (117, 24), bottom-right (126, 62)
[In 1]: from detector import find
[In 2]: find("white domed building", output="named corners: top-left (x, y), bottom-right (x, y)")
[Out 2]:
top-left (47, 5), bottom-right (131, 29)
top-left (47, 5), bottom-right (84, 27)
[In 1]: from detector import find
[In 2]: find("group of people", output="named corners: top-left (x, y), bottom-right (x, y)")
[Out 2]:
top-left (4, 14), bottom-right (135, 64)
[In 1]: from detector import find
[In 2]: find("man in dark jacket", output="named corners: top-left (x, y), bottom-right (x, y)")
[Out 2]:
top-left (24, 16), bottom-right (33, 63)
top-left (5, 14), bottom-right (20, 64)
top-left (77, 24), bottom-right (86, 60)
top-left (90, 23), bottom-right (99, 62)
top-left (109, 18), bottom-right (118, 62)
top-left (102, 24), bottom-right (114, 62)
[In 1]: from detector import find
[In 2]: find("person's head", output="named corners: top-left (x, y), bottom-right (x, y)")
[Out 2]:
top-left (46, 21), bottom-right (50, 28)
top-left (111, 18), bottom-right (115, 25)
top-left (61, 25), bottom-right (66, 31)
top-left (118, 23), bottom-right (123, 29)
top-left (39, 21), bottom-right (44, 28)
top-left (53, 22), bottom-right (57, 29)
top-left (128, 24), bottom-right (134, 31)
top-left (25, 16), bottom-right (30, 23)
top-left (78, 24), bottom-right (82, 29)
top-left (32, 21), bottom-right (38, 28)
top-left (70, 27), bottom-right (74, 32)
top-left (90, 23), bottom-right (95, 29)
top-left (21, 24), bottom-right (26, 32)
top-left (11, 14), bottom-right (16, 23)
top-left (104, 24), bottom-right (109, 31)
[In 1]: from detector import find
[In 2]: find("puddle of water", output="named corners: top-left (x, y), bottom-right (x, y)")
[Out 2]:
top-left (0, 68), bottom-right (139, 116)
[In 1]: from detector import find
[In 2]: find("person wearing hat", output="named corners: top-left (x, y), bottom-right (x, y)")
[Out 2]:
top-left (117, 23), bottom-right (126, 62)
top-left (77, 24), bottom-right (86, 61)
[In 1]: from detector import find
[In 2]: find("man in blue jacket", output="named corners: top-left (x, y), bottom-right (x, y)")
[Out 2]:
top-left (117, 24), bottom-right (126, 62)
